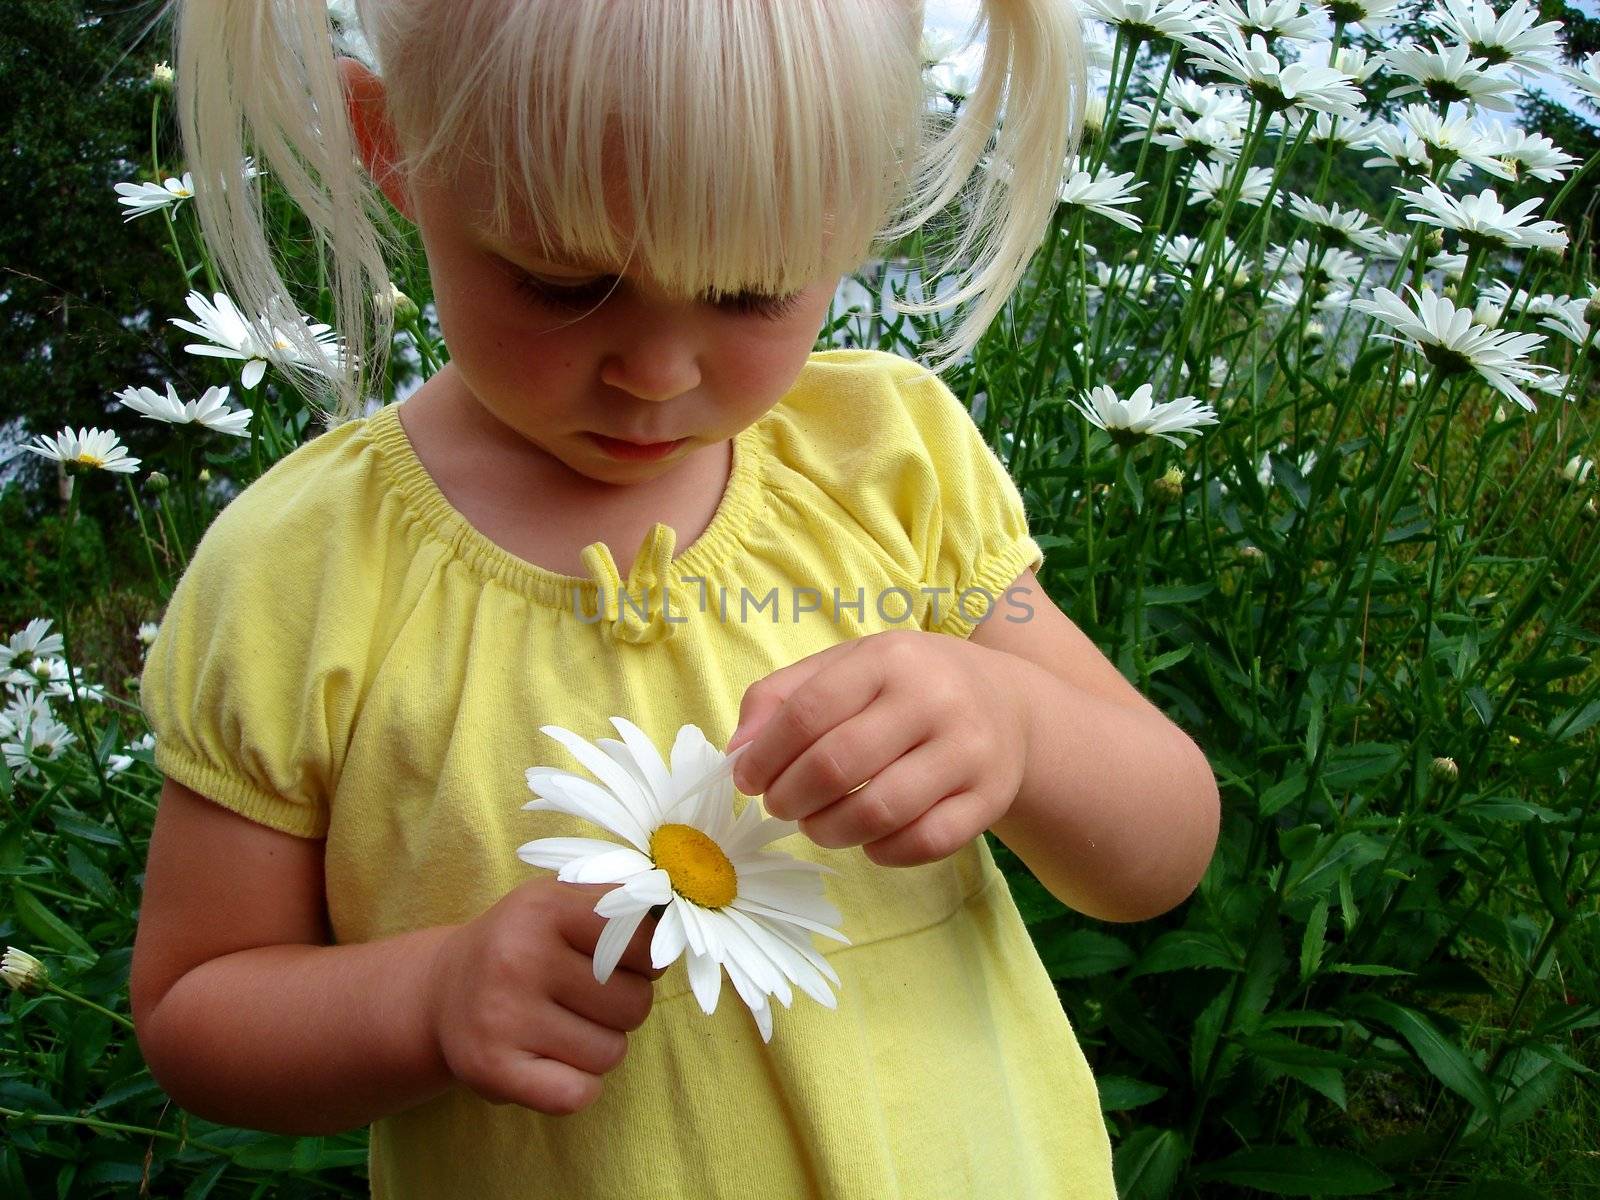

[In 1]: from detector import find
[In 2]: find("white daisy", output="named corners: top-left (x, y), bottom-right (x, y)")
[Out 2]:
top-left (34, 657), bottom-right (108, 705)
top-left (1207, 0), bottom-right (1326, 43)
top-left (1426, 0), bottom-right (1566, 78)
top-left (1536, 293), bottom-right (1593, 349)
top-left (1382, 39), bottom-right (1522, 113)
top-left (1150, 111), bottom-right (1246, 160)
top-left (1079, 0), bottom-right (1212, 42)
top-left (1363, 124), bottom-right (1449, 178)
top-left (138, 622), bottom-right (160, 647)
top-left (1066, 383), bottom-right (1220, 447)
top-left (1330, 44), bottom-right (1385, 86)
top-left (1561, 455), bottom-right (1595, 486)
top-left (170, 291), bottom-right (347, 389)
top-left (1396, 183), bottom-right (1569, 254)
top-left (1, 620), bottom-right (64, 680)
top-left (23, 427), bottom-right (140, 475)
top-left (1396, 102), bottom-right (1515, 180)
top-left (518, 719), bottom-right (850, 1044)
top-left (1285, 194), bottom-right (1389, 253)
top-left (114, 381), bottom-right (253, 437)
top-left (1564, 51), bottom-right (1600, 103)
top-left (114, 173), bottom-right (195, 221)
top-left (2, 713), bottom-right (77, 781)
top-left (1058, 157), bottom-right (1145, 230)
top-left (1317, 0), bottom-right (1403, 32)
top-left (0, 691), bottom-right (53, 741)
top-left (1482, 127), bottom-right (1578, 183)
top-left (1350, 285), bottom-right (1560, 410)
top-left (1178, 26), bottom-right (1364, 118)
top-left (1185, 161), bottom-right (1278, 207)
top-left (1273, 109), bottom-right (1382, 153)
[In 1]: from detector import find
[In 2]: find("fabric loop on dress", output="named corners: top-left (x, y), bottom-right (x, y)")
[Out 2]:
top-left (578, 522), bottom-right (687, 645)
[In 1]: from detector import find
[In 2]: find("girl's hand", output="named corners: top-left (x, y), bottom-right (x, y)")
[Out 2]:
top-left (424, 878), bottom-right (665, 1116)
top-left (726, 629), bottom-right (1029, 868)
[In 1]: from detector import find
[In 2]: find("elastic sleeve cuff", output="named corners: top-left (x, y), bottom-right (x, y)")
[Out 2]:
top-left (153, 740), bottom-right (329, 840)
top-left (931, 534), bottom-right (1046, 639)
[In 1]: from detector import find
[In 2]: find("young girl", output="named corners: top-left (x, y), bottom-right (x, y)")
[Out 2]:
top-left (130, 1), bottom-right (1219, 1197)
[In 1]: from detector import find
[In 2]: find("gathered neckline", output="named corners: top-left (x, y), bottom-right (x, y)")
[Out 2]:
top-left (364, 402), bottom-right (769, 610)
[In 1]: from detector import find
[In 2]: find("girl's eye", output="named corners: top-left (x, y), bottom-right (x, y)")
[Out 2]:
top-left (703, 289), bottom-right (804, 320)
top-left (510, 271), bottom-right (616, 311)
top-left (508, 266), bottom-right (802, 321)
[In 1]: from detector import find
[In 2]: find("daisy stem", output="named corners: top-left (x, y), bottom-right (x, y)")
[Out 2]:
top-left (122, 475), bottom-right (169, 595)
top-left (1128, 44), bottom-right (1180, 187)
top-left (51, 486), bottom-right (137, 859)
top-left (41, 980), bottom-right (135, 1031)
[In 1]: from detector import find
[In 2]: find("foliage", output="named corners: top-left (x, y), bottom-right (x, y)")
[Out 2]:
top-left (3, 2), bottom-right (1599, 1198)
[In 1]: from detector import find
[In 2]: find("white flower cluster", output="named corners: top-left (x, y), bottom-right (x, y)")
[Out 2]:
top-left (0, 619), bottom-right (155, 782)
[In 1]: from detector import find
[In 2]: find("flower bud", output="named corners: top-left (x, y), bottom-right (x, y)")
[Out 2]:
top-left (1423, 228), bottom-right (1445, 255)
top-left (1238, 544), bottom-right (1265, 566)
top-left (1429, 756), bottom-right (1459, 783)
top-left (138, 621), bottom-right (160, 647)
top-left (376, 281), bottom-right (419, 326)
top-left (1584, 498), bottom-right (1598, 521)
top-left (1152, 466), bottom-right (1184, 504)
top-left (1473, 300), bottom-right (1504, 329)
top-left (150, 61), bottom-right (173, 92)
top-left (197, 468), bottom-right (212, 483)
top-left (1, 947), bottom-right (49, 995)
top-left (1084, 94), bottom-right (1107, 135)
top-left (1584, 290), bottom-right (1600, 327)
top-left (145, 470), bottom-right (169, 493)
top-left (1561, 455), bottom-right (1594, 486)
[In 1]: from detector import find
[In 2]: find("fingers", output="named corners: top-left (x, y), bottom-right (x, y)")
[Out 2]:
top-left (559, 886), bottom-right (668, 981)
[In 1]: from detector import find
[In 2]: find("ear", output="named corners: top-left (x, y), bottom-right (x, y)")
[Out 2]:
top-left (335, 55), bottom-right (416, 222)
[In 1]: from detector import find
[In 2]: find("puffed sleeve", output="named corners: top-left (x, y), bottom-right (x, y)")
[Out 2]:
top-left (139, 472), bottom-right (366, 839)
top-left (889, 359), bottom-right (1045, 639)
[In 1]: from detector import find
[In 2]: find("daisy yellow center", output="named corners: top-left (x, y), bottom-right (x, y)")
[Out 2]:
top-left (650, 823), bottom-right (737, 908)
top-left (72, 452), bottom-right (106, 467)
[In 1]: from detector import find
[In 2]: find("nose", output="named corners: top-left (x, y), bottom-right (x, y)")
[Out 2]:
top-left (599, 333), bottom-right (703, 403)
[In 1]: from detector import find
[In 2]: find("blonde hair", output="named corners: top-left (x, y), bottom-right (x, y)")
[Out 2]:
top-left (167, 0), bottom-right (1087, 424)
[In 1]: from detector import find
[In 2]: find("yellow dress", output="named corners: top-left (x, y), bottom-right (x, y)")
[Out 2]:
top-left (141, 348), bottom-right (1117, 1198)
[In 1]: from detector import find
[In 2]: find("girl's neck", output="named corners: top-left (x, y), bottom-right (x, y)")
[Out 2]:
top-left (394, 363), bottom-right (735, 576)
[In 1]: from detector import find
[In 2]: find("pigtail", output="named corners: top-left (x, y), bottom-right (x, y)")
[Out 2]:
top-left (886, 0), bottom-right (1088, 373)
top-left (170, 0), bottom-right (406, 425)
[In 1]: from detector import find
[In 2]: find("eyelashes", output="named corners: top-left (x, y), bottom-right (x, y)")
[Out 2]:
top-left (509, 269), bottom-right (803, 321)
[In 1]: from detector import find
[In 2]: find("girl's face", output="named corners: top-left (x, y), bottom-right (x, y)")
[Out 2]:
top-left (390, 142), bottom-right (839, 489)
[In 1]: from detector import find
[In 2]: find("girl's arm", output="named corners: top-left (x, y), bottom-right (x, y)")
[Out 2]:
top-left (971, 568), bottom-right (1221, 923)
top-left (130, 778), bottom-right (458, 1136)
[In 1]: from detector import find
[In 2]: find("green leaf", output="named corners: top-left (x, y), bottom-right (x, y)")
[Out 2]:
top-left (1346, 996), bottom-right (1498, 1115)
top-left (1197, 1146), bottom-right (1392, 1193)
top-left (1140, 582), bottom-right (1216, 605)
top-left (1511, 653), bottom-right (1590, 682)
top-left (1129, 930), bottom-right (1241, 977)
top-left (1328, 963), bottom-right (1416, 977)
top-left (1265, 1061), bottom-right (1349, 1110)
top-left (10, 884), bottom-right (95, 956)
top-left (1113, 1128), bottom-right (1187, 1200)
top-left (1547, 698), bottom-right (1600, 740)
top-left (1300, 898), bottom-right (1329, 983)
top-left (1097, 1075), bottom-right (1168, 1111)
top-left (1523, 821), bottom-right (1570, 919)
top-left (1040, 929), bottom-right (1135, 979)
top-left (1259, 772), bottom-right (1311, 818)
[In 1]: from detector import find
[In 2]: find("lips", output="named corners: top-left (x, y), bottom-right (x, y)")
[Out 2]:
top-left (587, 432), bottom-right (689, 461)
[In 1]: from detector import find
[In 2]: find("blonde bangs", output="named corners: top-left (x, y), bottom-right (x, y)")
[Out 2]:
top-left (381, 0), bottom-right (926, 297)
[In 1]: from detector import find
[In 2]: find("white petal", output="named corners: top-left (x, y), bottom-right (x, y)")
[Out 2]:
top-left (731, 896), bottom-right (851, 945)
top-left (592, 907), bottom-right (648, 984)
top-left (555, 847), bottom-right (654, 884)
top-left (241, 359), bottom-right (266, 389)
top-left (514, 835), bottom-right (635, 870)
top-left (722, 905), bottom-right (838, 1008)
top-left (540, 724), bottom-right (660, 830)
top-left (686, 946), bottom-right (723, 1014)
top-left (651, 899), bottom-right (689, 969)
